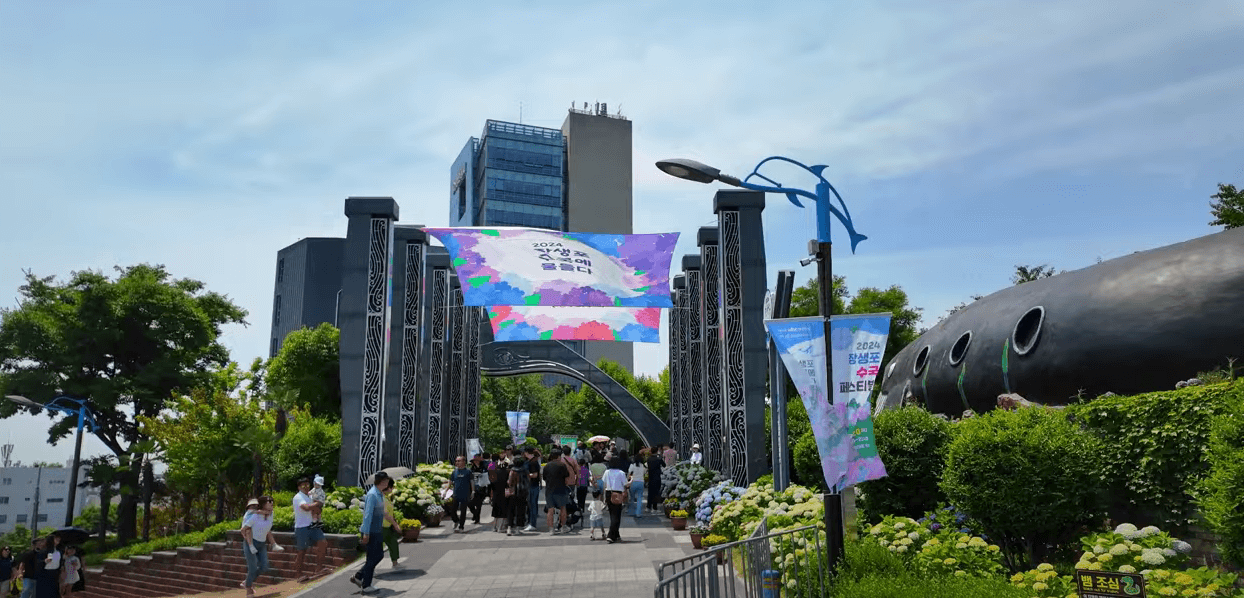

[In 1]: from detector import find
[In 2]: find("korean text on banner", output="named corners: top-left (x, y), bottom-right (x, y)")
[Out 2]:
top-left (764, 317), bottom-right (849, 492)
top-left (421, 227), bottom-right (679, 308)
top-left (506, 411), bottom-right (530, 446)
top-left (829, 313), bottom-right (891, 489)
top-left (488, 306), bottom-right (661, 343)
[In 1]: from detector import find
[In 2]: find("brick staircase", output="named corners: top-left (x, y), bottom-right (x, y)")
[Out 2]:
top-left (74, 531), bottom-right (361, 598)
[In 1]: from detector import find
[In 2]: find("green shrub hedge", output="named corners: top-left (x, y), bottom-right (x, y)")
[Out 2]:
top-left (855, 406), bottom-right (954, 524)
top-left (831, 541), bottom-right (1030, 598)
top-left (98, 520), bottom-right (235, 562)
top-left (1068, 380), bottom-right (1242, 530)
top-left (1197, 382), bottom-right (1244, 567)
top-left (940, 407), bottom-right (1103, 570)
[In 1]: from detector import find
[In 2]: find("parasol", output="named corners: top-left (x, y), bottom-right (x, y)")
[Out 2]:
top-left (366, 466), bottom-right (415, 486)
top-left (588, 435), bottom-right (611, 443)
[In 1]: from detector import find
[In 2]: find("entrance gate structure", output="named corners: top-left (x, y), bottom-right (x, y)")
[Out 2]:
top-left (336, 193), bottom-right (773, 488)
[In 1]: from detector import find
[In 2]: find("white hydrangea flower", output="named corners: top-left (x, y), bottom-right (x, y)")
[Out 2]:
top-left (1110, 544), bottom-right (1130, 556)
top-left (1171, 540), bottom-right (1191, 554)
top-left (1139, 525), bottom-right (1160, 538)
top-left (1114, 523), bottom-right (1140, 539)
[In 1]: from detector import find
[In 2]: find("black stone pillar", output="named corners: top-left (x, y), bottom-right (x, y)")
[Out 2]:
top-left (698, 227), bottom-right (724, 473)
top-left (715, 190), bottom-right (768, 485)
top-left (447, 279), bottom-right (464, 459)
top-left (422, 251), bottom-right (451, 465)
top-left (384, 226), bottom-right (427, 470)
top-left (682, 255), bottom-right (705, 454)
top-left (338, 197), bottom-right (398, 487)
top-left (669, 277), bottom-right (685, 458)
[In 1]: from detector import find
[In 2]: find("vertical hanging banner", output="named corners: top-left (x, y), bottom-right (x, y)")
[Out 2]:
top-left (466, 438), bottom-right (483, 460)
top-left (766, 313), bottom-right (891, 491)
top-left (830, 313), bottom-right (891, 489)
top-left (421, 227), bottom-right (679, 308)
top-left (506, 411), bottom-right (530, 446)
top-left (765, 317), bottom-right (849, 491)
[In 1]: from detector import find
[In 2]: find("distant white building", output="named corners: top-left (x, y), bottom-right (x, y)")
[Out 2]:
top-left (0, 461), bottom-right (96, 534)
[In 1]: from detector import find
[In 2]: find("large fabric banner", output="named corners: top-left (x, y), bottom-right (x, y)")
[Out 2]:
top-left (487, 305), bottom-right (661, 342)
top-left (421, 227), bottom-right (678, 308)
top-left (766, 314), bottom-right (891, 491)
top-left (830, 313), bottom-right (891, 489)
top-left (506, 411), bottom-right (530, 446)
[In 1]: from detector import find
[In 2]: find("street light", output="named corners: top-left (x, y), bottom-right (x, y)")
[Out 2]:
top-left (657, 155), bottom-right (868, 572)
top-left (6, 394), bottom-right (99, 527)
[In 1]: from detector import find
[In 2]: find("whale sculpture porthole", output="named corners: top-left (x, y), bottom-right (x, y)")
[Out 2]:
top-left (949, 331), bottom-right (972, 366)
top-left (1012, 306), bottom-right (1045, 355)
top-left (912, 345), bottom-right (930, 376)
top-left (884, 361), bottom-right (897, 382)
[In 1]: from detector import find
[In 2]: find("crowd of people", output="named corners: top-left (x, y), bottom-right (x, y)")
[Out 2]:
top-left (432, 439), bottom-right (683, 544)
top-left (2, 533), bottom-right (82, 598)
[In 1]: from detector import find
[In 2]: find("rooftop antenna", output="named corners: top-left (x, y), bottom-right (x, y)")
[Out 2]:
top-left (2, 443), bottom-right (11, 468)
top-left (519, 101), bottom-right (523, 124)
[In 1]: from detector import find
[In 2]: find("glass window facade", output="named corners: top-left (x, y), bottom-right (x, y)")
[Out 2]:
top-left (449, 120), bottom-right (566, 231)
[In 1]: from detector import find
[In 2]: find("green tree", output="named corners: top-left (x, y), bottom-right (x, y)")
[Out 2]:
top-left (1011, 264), bottom-right (1059, 284)
top-left (138, 374), bottom-right (272, 524)
top-left (270, 408), bottom-right (341, 490)
top-left (265, 323), bottom-right (341, 421)
top-left (0, 264), bottom-right (247, 544)
top-left (1209, 183), bottom-right (1244, 229)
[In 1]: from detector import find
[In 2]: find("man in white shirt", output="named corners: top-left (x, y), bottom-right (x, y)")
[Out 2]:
top-left (292, 477), bottom-right (328, 579)
top-left (690, 443), bottom-right (703, 465)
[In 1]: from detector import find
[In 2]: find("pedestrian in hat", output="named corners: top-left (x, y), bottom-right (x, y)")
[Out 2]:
top-left (690, 443), bottom-right (703, 465)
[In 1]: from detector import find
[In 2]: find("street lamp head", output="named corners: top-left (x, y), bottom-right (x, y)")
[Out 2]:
top-left (656, 158), bottom-right (722, 184)
top-left (5, 395), bottom-right (39, 408)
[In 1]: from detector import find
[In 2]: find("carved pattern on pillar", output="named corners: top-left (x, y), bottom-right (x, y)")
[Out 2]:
top-left (464, 307), bottom-right (481, 443)
top-left (685, 266), bottom-right (705, 452)
top-left (398, 242), bottom-right (423, 469)
top-left (448, 287), bottom-right (464, 458)
top-left (426, 268), bottom-right (448, 463)
top-left (701, 239), bottom-right (724, 472)
top-left (677, 285), bottom-right (692, 457)
top-left (358, 218), bottom-right (393, 487)
top-left (668, 290), bottom-right (682, 453)
top-left (721, 209), bottom-right (747, 486)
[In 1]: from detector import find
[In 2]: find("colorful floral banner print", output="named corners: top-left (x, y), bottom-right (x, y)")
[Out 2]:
top-left (487, 305), bottom-right (661, 343)
top-left (421, 227), bottom-right (679, 308)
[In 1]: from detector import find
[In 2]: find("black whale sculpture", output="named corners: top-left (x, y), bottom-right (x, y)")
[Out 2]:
top-left (875, 227), bottom-right (1244, 416)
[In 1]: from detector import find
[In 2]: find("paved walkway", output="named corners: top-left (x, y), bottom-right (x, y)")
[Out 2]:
top-left (291, 506), bottom-right (699, 598)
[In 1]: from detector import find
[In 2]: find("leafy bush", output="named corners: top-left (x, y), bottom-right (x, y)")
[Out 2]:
top-left (1140, 567), bottom-right (1239, 597)
top-left (856, 406), bottom-right (954, 524)
top-left (271, 506), bottom-right (295, 532)
top-left (1197, 382), bottom-right (1244, 567)
top-left (940, 407), bottom-right (1104, 569)
top-left (865, 516), bottom-right (937, 557)
top-left (322, 508), bottom-right (364, 535)
top-left (701, 534), bottom-right (728, 547)
top-left (791, 430), bottom-right (825, 491)
top-left (1068, 380), bottom-right (1240, 529)
top-left (102, 521), bottom-right (234, 560)
top-left (271, 411), bottom-right (341, 491)
top-left (73, 505), bottom-right (117, 532)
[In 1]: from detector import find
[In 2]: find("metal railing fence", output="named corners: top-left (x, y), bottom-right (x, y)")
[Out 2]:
top-left (655, 523), bottom-right (827, 598)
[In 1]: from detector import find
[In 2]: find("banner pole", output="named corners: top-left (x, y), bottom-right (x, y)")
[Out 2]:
top-left (817, 238), bottom-right (846, 575)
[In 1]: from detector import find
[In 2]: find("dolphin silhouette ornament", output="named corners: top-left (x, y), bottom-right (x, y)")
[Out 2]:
top-left (655, 156), bottom-right (868, 253)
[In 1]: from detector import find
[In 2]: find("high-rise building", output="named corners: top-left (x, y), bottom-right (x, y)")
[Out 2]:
top-left (269, 237), bottom-right (346, 357)
top-left (449, 105), bottom-right (634, 372)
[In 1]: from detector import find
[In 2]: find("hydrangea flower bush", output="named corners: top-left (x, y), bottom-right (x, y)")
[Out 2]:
top-left (913, 533), bottom-right (1005, 579)
top-left (1009, 563), bottom-right (1076, 598)
top-left (660, 462), bottom-right (727, 510)
top-left (710, 482), bottom-right (820, 542)
top-left (1075, 523), bottom-right (1192, 572)
top-left (694, 481), bottom-right (746, 525)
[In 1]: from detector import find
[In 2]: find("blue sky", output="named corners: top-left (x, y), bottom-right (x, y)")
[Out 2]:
top-left (2, 0), bottom-right (1241, 464)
